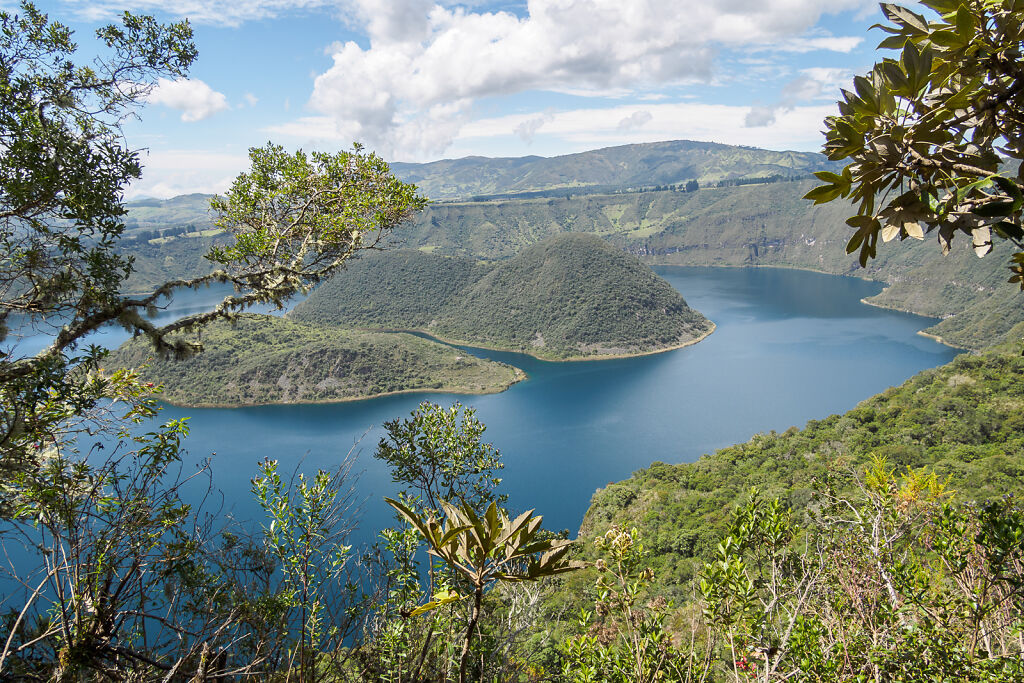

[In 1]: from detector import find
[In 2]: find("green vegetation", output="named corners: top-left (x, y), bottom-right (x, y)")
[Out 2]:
top-left (8, 0), bottom-right (1024, 678)
top-left (107, 314), bottom-right (522, 406)
top-left (123, 193), bottom-right (217, 232)
top-left (394, 180), bottom-right (1023, 349)
top-left (360, 402), bottom-right (571, 682)
top-left (575, 343), bottom-right (1024, 594)
top-left (389, 139), bottom-right (840, 200)
top-left (0, 3), bottom-right (430, 679)
top-left (118, 150), bottom-right (1024, 350)
top-left (807, 0), bottom-right (1024, 277)
top-left (292, 233), bottom-right (712, 359)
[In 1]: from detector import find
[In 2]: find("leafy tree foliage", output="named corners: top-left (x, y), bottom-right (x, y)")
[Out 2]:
top-left (360, 402), bottom-right (579, 682)
top-left (0, 1), bottom-right (196, 497)
top-left (563, 466), bottom-right (1024, 682)
top-left (387, 497), bottom-right (578, 683)
top-left (0, 4), bottom-right (425, 680)
top-left (806, 0), bottom-right (1024, 279)
top-left (252, 457), bottom-right (366, 682)
top-left (0, 2), bottom-right (424, 490)
top-left (563, 526), bottom-right (705, 683)
top-left (0, 416), bottom-right (278, 680)
top-left (376, 401), bottom-right (505, 514)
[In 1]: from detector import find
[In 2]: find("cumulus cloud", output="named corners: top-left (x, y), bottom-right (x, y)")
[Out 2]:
top-left (744, 106), bottom-right (778, 128)
top-left (291, 0), bottom-right (875, 158)
top-left (617, 110), bottom-right (653, 131)
top-left (146, 78), bottom-right (230, 122)
top-left (243, 93), bottom-right (259, 107)
top-left (515, 110), bottom-right (555, 143)
top-left (744, 69), bottom-right (849, 128)
top-left (127, 149), bottom-right (249, 199)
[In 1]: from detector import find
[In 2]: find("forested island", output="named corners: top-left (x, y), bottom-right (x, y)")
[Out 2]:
top-left (107, 314), bottom-right (524, 406)
top-left (112, 232), bottom-right (712, 405)
top-left (291, 233), bottom-right (713, 360)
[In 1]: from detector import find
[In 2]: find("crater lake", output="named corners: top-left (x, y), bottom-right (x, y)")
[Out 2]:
top-left (124, 266), bottom-right (960, 541)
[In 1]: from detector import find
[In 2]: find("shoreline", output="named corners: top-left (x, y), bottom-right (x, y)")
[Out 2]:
top-left (156, 365), bottom-right (528, 409)
top-left (150, 323), bottom-right (717, 409)
top-left (914, 329), bottom-right (971, 351)
top-left (355, 323), bottom-right (717, 363)
top-left (652, 260), bottom-right (972, 352)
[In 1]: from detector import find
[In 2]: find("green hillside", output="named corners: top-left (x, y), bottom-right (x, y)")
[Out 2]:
top-left (123, 193), bottom-right (216, 231)
top-left (557, 341), bottom-right (1024, 603)
top-left (117, 146), bottom-right (1024, 350)
top-left (291, 233), bottom-right (713, 359)
top-left (108, 314), bottom-right (523, 406)
top-left (121, 180), bottom-right (1023, 349)
top-left (396, 180), bottom-right (1024, 349)
top-left (390, 139), bottom-right (839, 200)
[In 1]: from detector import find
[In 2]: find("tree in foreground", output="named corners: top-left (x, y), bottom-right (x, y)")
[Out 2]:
top-left (805, 0), bottom-right (1024, 283)
top-left (0, 2), bottom-right (425, 679)
top-left (0, 0), bottom-right (425, 486)
top-left (387, 496), bottom-right (579, 683)
top-left (362, 402), bottom-right (572, 682)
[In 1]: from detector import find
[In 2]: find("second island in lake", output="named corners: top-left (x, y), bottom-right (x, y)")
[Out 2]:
top-left (112, 233), bottom-right (713, 406)
top-left (109, 315), bottom-right (525, 407)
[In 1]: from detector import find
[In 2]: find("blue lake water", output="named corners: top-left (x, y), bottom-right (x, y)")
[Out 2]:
top-left (104, 266), bottom-right (960, 544)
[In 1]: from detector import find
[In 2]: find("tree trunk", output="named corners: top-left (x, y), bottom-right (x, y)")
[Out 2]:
top-left (459, 588), bottom-right (483, 683)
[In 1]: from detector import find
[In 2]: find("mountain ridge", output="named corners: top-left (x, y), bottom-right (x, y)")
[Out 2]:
top-left (389, 139), bottom-right (841, 200)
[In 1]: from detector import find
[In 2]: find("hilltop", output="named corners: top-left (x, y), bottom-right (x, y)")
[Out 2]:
top-left (108, 314), bottom-right (523, 407)
top-left (389, 139), bottom-right (840, 200)
top-left (290, 233), bottom-right (713, 359)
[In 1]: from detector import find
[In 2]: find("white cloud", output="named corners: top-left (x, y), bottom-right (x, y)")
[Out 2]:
top-left (799, 67), bottom-right (854, 95)
top-left (775, 35), bottom-right (864, 53)
top-left (243, 93), bottom-right (259, 107)
top-left (299, 0), bottom-right (875, 158)
top-left (452, 101), bottom-right (837, 156)
top-left (60, 0), bottom-right (342, 27)
top-left (617, 110), bottom-right (653, 131)
top-left (744, 69), bottom-right (851, 128)
top-left (146, 78), bottom-right (230, 122)
top-left (127, 149), bottom-right (249, 199)
top-left (744, 105), bottom-right (778, 127)
top-left (265, 116), bottom-right (347, 141)
top-left (515, 109), bottom-right (555, 143)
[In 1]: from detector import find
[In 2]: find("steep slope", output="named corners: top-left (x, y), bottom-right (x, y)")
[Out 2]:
top-left (290, 234), bottom-right (713, 359)
top-left (390, 140), bottom-right (839, 199)
top-left (397, 180), bottom-right (1024, 349)
top-left (572, 344), bottom-right (1024, 596)
top-left (123, 193), bottom-right (216, 231)
top-left (289, 250), bottom-right (488, 329)
top-left (108, 314), bottom-right (523, 406)
top-left (435, 234), bottom-right (711, 355)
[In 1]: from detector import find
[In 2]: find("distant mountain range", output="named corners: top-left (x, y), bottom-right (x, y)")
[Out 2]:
top-left (123, 139), bottom-right (841, 227)
top-left (389, 139), bottom-right (841, 200)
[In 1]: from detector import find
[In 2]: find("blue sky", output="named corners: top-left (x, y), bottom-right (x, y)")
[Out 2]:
top-left (32, 0), bottom-right (894, 198)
